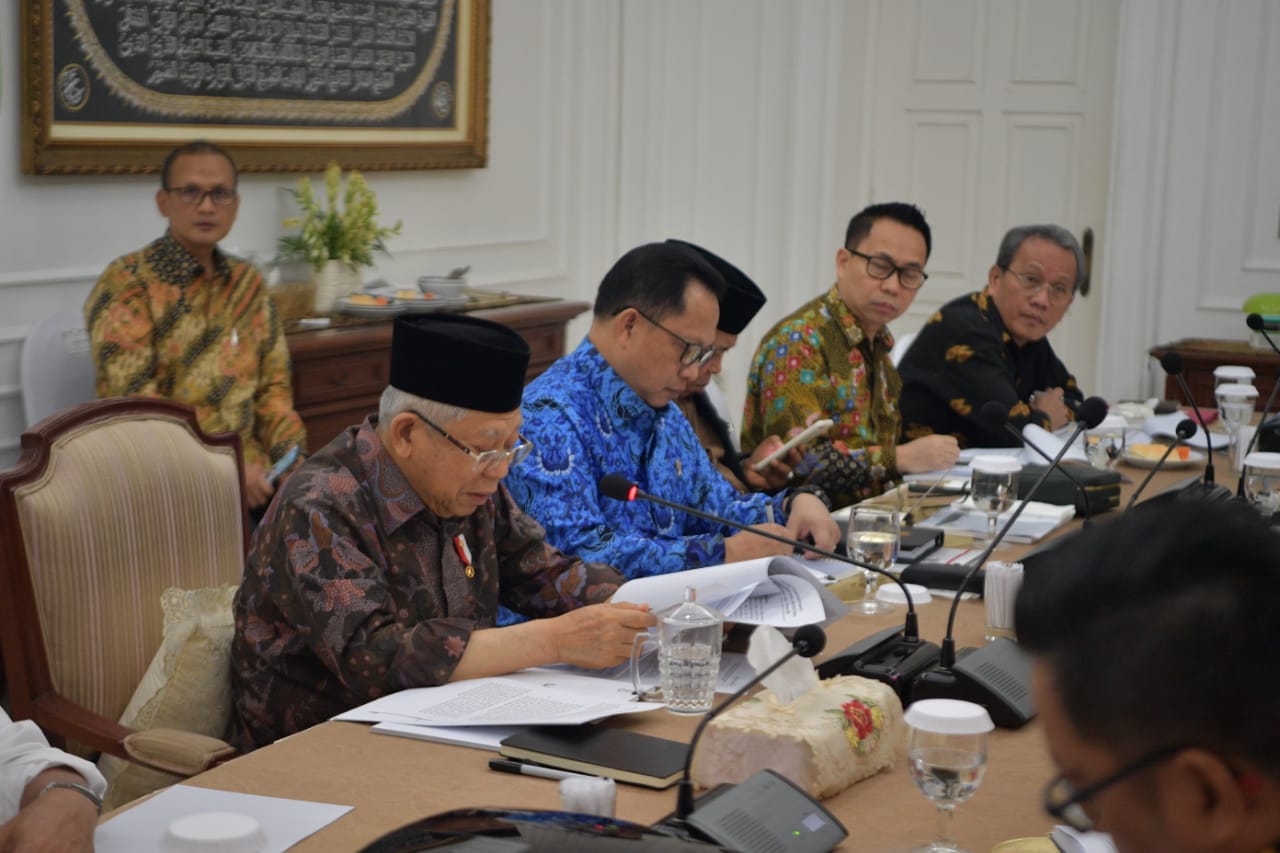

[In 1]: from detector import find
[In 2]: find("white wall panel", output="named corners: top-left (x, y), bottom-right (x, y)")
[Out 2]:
top-left (1012, 0), bottom-right (1085, 84)
top-left (913, 0), bottom-right (983, 84)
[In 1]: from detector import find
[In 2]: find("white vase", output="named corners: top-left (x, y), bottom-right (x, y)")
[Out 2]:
top-left (313, 260), bottom-right (361, 314)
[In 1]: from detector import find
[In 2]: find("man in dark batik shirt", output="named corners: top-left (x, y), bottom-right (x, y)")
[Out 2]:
top-left (228, 314), bottom-right (654, 752)
top-left (898, 224), bottom-right (1085, 449)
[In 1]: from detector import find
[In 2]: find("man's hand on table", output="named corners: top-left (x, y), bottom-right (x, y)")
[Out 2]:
top-left (549, 602), bottom-right (656, 669)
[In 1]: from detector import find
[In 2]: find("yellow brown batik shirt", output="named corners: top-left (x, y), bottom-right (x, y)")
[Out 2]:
top-left (84, 232), bottom-right (306, 470)
top-left (742, 286), bottom-right (901, 509)
top-left (897, 290), bottom-right (1081, 448)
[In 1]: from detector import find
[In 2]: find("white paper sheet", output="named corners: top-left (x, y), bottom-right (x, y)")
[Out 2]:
top-left (95, 785), bottom-right (351, 853)
top-left (333, 668), bottom-right (663, 726)
top-left (370, 722), bottom-right (520, 751)
top-left (1145, 412), bottom-right (1231, 452)
top-left (925, 498), bottom-right (1075, 544)
top-left (611, 555), bottom-right (846, 627)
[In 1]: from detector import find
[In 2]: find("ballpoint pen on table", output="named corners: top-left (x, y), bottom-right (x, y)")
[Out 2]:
top-left (488, 758), bottom-right (597, 782)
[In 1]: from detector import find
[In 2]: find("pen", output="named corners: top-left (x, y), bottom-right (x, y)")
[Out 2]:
top-left (488, 758), bottom-right (597, 782)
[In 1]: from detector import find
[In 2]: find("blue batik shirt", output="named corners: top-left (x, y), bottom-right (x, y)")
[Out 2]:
top-left (507, 339), bottom-right (790, 579)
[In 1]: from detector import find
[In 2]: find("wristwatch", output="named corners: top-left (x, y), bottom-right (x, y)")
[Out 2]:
top-left (38, 780), bottom-right (103, 814)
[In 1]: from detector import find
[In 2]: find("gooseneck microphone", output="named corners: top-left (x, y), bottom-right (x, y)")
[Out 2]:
top-left (599, 474), bottom-right (940, 703)
top-left (909, 396), bottom-right (1109, 728)
top-left (1239, 313), bottom-right (1280, 496)
top-left (1125, 418), bottom-right (1198, 511)
top-left (1159, 352), bottom-right (1217, 483)
top-left (978, 401), bottom-right (1092, 527)
top-left (1159, 352), bottom-right (1234, 502)
top-left (673, 625), bottom-right (826, 822)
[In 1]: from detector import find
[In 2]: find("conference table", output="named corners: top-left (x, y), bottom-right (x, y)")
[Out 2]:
top-left (129, 463), bottom-right (1212, 852)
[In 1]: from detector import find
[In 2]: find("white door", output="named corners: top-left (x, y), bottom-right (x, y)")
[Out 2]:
top-left (865, 0), bottom-right (1119, 393)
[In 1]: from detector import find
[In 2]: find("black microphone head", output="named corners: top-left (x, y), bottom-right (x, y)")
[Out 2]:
top-left (979, 400), bottom-right (1008, 430)
top-left (792, 625), bottom-right (826, 658)
top-left (599, 474), bottom-right (638, 502)
top-left (1160, 351), bottom-right (1184, 376)
top-left (1175, 418), bottom-right (1197, 440)
top-left (1247, 312), bottom-right (1265, 331)
top-left (1077, 396), bottom-right (1109, 429)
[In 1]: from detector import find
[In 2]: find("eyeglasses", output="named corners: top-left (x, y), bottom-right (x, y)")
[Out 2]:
top-left (845, 248), bottom-right (928, 290)
top-left (164, 185), bottom-right (238, 207)
top-left (1043, 744), bottom-right (1185, 831)
top-left (1002, 268), bottom-right (1075, 306)
top-left (624, 307), bottom-right (717, 367)
top-left (410, 410), bottom-right (534, 473)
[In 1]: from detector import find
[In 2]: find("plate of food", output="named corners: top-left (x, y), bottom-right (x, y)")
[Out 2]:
top-left (336, 293), bottom-right (406, 317)
top-left (392, 289), bottom-right (470, 314)
top-left (1120, 443), bottom-right (1206, 469)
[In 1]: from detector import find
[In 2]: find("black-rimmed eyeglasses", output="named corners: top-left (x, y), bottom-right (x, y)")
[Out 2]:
top-left (164, 185), bottom-right (238, 207)
top-left (1001, 267), bottom-right (1075, 306)
top-left (845, 248), bottom-right (928, 290)
top-left (410, 410), bottom-right (534, 473)
top-left (1043, 744), bottom-right (1186, 832)
top-left (621, 307), bottom-right (718, 367)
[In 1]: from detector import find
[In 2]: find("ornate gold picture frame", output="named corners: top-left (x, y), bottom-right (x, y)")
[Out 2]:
top-left (21, 0), bottom-right (490, 174)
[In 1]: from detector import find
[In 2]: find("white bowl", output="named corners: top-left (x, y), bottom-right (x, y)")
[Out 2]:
top-left (416, 275), bottom-right (466, 299)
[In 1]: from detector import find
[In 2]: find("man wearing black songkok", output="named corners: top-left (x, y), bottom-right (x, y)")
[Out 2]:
top-left (668, 240), bottom-right (806, 493)
top-left (229, 314), bottom-right (654, 751)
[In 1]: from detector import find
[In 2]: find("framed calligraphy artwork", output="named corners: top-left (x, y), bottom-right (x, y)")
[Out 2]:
top-left (21, 0), bottom-right (490, 174)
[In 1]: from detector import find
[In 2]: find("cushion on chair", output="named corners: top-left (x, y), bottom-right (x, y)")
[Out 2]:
top-left (12, 414), bottom-right (244, 753)
top-left (97, 585), bottom-right (238, 808)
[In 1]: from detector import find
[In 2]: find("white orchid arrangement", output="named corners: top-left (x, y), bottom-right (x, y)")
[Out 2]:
top-left (277, 162), bottom-right (402, 269)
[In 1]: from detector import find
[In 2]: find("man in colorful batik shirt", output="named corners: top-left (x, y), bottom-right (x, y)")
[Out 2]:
top-left (229, 314), bottom-right (651, 751)
top-left (506, 242), bottom-right (838, 580)
top-left (741, 203), bottom-right (959, 509)
top-left (897, 223), bottom-right (1084, 448)
top-left (85, 140), bottom-right (305, 513)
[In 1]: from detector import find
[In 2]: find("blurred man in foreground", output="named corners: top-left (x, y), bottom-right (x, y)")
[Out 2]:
top-left (1016, 499), bottom-right (1280, 852)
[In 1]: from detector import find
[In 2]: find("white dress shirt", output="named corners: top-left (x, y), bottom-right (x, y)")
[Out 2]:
top-left (0, 708), bottom-right (106, 821)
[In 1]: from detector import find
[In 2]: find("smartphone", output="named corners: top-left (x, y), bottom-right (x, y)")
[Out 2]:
top-left (752, 418), bottom-right (835, 471)
top-left (265, 445), bottom-right (300, 485)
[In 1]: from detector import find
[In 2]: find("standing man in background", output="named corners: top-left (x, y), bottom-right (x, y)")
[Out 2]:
top-left (85, 140), bottom-right (306, 513)
top-left (898, 224), bottom-right (1084, 448)
top-left (668, 238), bottom-right (800, 493)
top-left (742, 202), bottom-right (959, 509)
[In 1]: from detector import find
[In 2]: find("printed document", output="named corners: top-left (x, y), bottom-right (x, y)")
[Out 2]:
top-left (610, 555), bottom-right (848, 627)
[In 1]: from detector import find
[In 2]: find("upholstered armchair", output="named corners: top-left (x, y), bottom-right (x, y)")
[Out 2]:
top-left (0, 398), bottom-right (249, 804)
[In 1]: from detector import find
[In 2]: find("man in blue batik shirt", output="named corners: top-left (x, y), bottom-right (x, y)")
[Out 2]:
top-left (506, 242), bottom-right (839, 581)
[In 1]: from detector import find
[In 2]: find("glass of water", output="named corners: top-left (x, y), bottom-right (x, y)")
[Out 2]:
top-left (905, 699), bottom-right (994, 853)
top-left (1242, 452), bottom-right (1280, 521)
top-left (848, 505), bottom-right (899, 615)
top-left (969, 457), bottom-right (1021, 545)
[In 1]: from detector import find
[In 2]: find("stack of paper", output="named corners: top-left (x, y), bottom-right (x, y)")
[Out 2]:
top-left (924, 497), bottom-right (1075, 544)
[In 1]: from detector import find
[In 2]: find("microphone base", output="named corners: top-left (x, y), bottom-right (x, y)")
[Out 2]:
top-left (816, 626), bottom-right (941, 705)
top-left (909, 638), bottom-right (1036, 729)
top-left (655, 770), bottom-right (847, 853)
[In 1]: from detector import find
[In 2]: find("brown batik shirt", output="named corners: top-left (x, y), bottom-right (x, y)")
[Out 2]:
top-left (228, 417), bottom-right (623, 751)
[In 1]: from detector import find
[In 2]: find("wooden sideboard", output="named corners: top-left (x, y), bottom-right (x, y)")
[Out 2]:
top-left (1148, 338), bottom-right (1278, 412)
top-left (287, 299), bottom-right (590, 453)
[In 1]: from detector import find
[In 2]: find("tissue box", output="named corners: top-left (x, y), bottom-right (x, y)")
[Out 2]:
top-left (692, 675), bottom-right (905, 800)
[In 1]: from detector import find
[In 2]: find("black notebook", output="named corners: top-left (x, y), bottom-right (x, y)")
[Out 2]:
top-left (498, 725), bottom-right (688, 789)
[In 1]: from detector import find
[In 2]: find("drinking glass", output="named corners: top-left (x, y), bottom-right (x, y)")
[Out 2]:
top-left (1241, 452), bottom-right (1280, 520)
top-left (969, 457), bottom-right (1021, 545)
top-left (906, 699), bottom-right (994, 853)
top-left (1215, 383), bottom-right (1257, 446)
top-left (630, 587), bottom-right (723, 714)
top-left (847, 506), bottom-right (899, 615)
